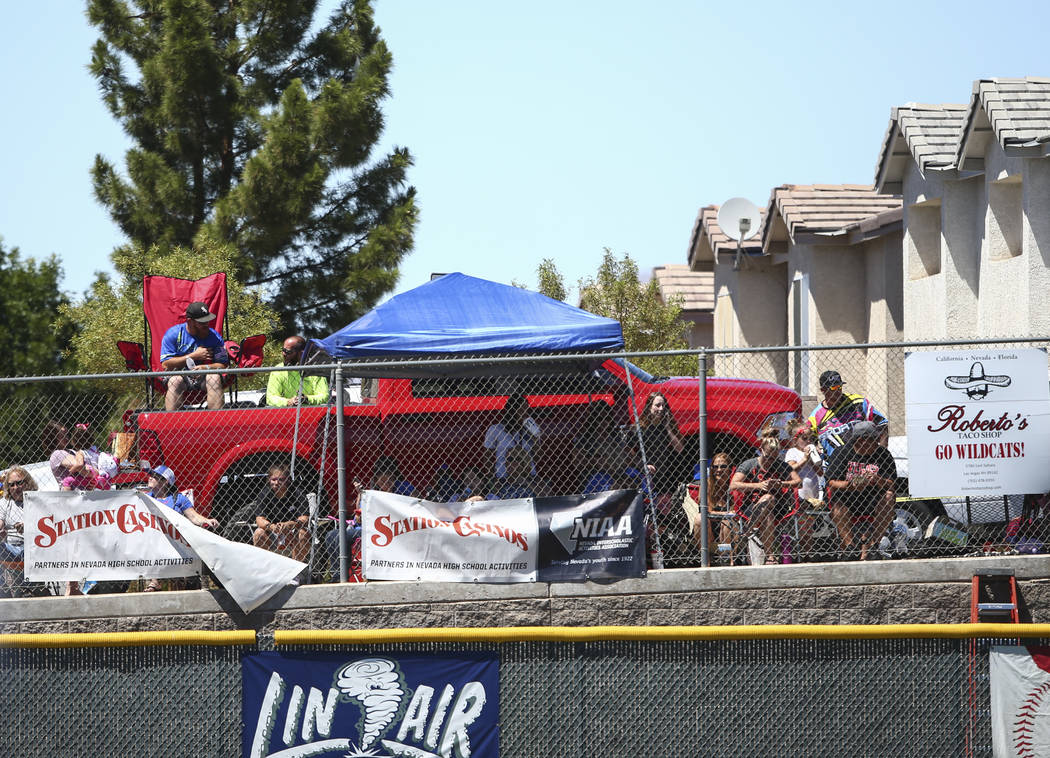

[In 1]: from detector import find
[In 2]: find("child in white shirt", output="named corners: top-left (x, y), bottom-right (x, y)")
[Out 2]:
top-left (785, 419), bottom-right (822, 503)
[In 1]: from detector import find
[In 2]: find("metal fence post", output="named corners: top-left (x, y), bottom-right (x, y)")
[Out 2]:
top-left (698, 350), bottom-right (710, 567)
top-left (335, 363), bottom-right (348, 582)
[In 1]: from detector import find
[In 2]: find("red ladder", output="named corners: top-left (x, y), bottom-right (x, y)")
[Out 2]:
top-left (970, 568), bottom-right (1019, 623)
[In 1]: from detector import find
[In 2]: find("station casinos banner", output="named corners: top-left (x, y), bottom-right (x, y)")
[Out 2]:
top-left (361, 488), bottom-right (645, 582)
top-left (242, 651), bottom-right (499, 758)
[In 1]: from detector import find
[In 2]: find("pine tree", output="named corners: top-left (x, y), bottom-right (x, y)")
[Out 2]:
top-left (88, 0), bottom-right (417, 334)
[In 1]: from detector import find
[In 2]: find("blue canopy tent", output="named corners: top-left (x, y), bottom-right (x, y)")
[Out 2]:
top-left (306, 275), bottom-right (656, 581)
top-left (311, 272), bottom-right (624, 376)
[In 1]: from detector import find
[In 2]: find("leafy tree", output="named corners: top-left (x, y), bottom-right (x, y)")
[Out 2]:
top-left (0, 243), bottom-right (75, 379)
top-left (575, 249), bottom-right (694, 376)
top-left (536, 258), bottom-right (567, 302)
top-left (88, 0), bottom-right (417, 334)
top-left (62, 240), bottom-right (280, 386)
top-left (0, 242), bottom-right (86, 467)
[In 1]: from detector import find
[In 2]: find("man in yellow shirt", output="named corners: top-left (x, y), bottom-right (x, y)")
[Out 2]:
top-left (265, 336), bottom-right (330, 407)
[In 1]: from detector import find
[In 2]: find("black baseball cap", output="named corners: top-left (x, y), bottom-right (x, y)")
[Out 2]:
top-left (186, 302), bottom-right (217, 323)
top-left (852, 420), bottom-right (879, 439)
top-left (819, 370), bottom-right (843, 389)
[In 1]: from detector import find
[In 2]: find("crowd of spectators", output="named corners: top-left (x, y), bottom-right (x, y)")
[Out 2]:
top-left (0, 364), bottom-right (921, 596)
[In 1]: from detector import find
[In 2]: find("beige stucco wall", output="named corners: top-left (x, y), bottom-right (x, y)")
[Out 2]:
top-left (711, 255), bottom-right (788, 384)
top-left (783, 234), bottom-right (903, 432)
top-left (1025, 157), bottom-right (1050, 336)
top-left (864, 232), bottom-right (905, 432)
top-left (902, 161), bottom-right (948, 340)
top-left (904, 141), bottom-right (1050, 341)
top-left (974, 145), bottom-right (1029, 336)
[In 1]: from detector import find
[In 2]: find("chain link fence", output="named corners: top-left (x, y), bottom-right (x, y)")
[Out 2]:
top-left (0, 337), bottom-right (1047, 595)
top-left (0, 633), bottom-right (1033, 757)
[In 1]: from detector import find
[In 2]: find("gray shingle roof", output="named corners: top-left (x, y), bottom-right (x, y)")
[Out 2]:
top-left (874, 103), bottom-right (968, 189)
top-left (652, 264), bottom-right (713, 311)
top-left (956, 77), bottom-right (1050, 167)
top-left (761, 185), bottom-right (903, 246)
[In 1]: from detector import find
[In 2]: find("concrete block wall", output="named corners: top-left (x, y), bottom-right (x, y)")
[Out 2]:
top-left (2, 555), bottom-right (1048, 636)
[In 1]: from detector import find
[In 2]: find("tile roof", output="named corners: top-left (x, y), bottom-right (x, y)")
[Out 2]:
top-left (687, 204), bottom-right (765, 267)
top-left (761, 184), bottom-right (902, 248)
top-left (874, 103), bottom-right (968, 189)
top-left (956, 77), bottom-right (1050, 167)
top-left (651, 264), bottom-right (713, 311)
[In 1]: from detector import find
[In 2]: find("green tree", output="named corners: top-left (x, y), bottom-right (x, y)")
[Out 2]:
top-left (0, 243), bottom-right (75, 378)
top-left (0, 242), bottom-right (89, 467)
top-left (575, 249), bottom-right (694, 376)
top-left (63, 240), bottom-right (280, 384)
top-left (88, 0), bottom-right (417, 334)
top-left (536, 257), bottom-right (567, 302)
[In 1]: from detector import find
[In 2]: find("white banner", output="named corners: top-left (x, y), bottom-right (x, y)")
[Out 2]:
top-left (24, 490), bottom-right (201, 580)
top-left (991, 646), bottom-right (1050, 757)
top-left (23, 490), bottom-right (304, 613)
top-left (905, 348), bottom-right (1050, 497)
top-left (361, 490), bottom-right (538, 582)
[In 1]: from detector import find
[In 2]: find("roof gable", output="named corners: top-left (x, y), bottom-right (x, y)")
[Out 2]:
top-left (761, 184), bottom-right (902, 250)
top-left (874, 103), bottom-right (968, 192)
top-left (956, 77), bottom-right (1050, 170)
top-left (687, 204), bottom-right (764, 269)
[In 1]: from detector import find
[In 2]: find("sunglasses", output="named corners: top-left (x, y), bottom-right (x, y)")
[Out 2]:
top-left (821, 384), bottom-right (842, 391)
top-left (281, 347), bottom-right (302, 354)
top-left (710, 464), bottom-right (730, 470)
top-left (7, 479), bottom-right (25, 486)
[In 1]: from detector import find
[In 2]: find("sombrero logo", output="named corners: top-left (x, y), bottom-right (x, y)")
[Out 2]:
top-left (944, 361), bottom-right (1011, 400)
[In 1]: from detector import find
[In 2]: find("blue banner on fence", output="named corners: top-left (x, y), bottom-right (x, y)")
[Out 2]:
top-left (242, 651), bottom-right (499, 758)
top-left (535, 489), bottom-right (646, 581)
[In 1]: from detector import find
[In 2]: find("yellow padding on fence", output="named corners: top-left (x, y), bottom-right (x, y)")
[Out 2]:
top-left (276, 624), bottom-right (1050, 645)
top-left (0, 630), bottom-right (256, 648)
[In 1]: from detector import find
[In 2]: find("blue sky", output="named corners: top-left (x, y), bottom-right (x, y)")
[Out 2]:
top-left (0, 1), bottom-right (1046, 313)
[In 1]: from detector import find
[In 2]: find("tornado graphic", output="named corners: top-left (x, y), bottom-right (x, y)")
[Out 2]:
top-left (335, 658), bottom-right (405, 750)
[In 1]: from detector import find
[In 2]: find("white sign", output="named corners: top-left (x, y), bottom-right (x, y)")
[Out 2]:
top-left (361, 490), bottom-right (538, 582)
top-left (23, 489), bottom-right (305, 612)
top-left (905, 348), bottom-right (1050, 497)
top-left (991, 646), bottom-right (1050, 758)
top-left (23, 489), bottom-right (201, 580)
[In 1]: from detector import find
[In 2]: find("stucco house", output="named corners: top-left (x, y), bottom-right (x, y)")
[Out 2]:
top-left (874, 77), bottom-right (1050, 339)
top-left (688, 187), bottom-right (902, 417)
top-left (686, 204), bottom-right (779, 381)
top-left (687, 77), bottom-right (1050, 422)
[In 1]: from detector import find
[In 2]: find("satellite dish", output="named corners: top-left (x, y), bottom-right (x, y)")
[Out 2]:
top-left (717, 197), bottom-right (761, 241)
top-left (717, 197), bottom-right (761, 271)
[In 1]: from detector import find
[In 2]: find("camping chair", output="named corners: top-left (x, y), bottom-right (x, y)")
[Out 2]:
top-left (680, 481), bottom-right (746, 566)
top-left (729, 483), bottom-right (806, 565)
top-left (115, 272), bottom-right (265, 406)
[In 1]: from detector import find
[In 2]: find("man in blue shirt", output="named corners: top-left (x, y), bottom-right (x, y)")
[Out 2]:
top-left (160, 301), bottom-right (229, 410)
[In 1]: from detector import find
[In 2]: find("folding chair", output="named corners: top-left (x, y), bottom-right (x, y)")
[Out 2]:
top-left (682, 481), bottom-right (747, 565)
top-left (115, 272), bottom-right (265, 406)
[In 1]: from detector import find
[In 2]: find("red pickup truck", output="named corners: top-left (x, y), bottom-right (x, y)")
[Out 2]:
top-left (125, 359), bottom-right (801, 521)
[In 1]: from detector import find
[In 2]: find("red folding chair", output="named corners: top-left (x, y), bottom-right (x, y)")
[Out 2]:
top-left (115, 273), bottom-right (238, 406)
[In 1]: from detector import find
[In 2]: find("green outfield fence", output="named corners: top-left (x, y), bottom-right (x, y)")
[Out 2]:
top-left (0, 624), bottom-right (1044, 757)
